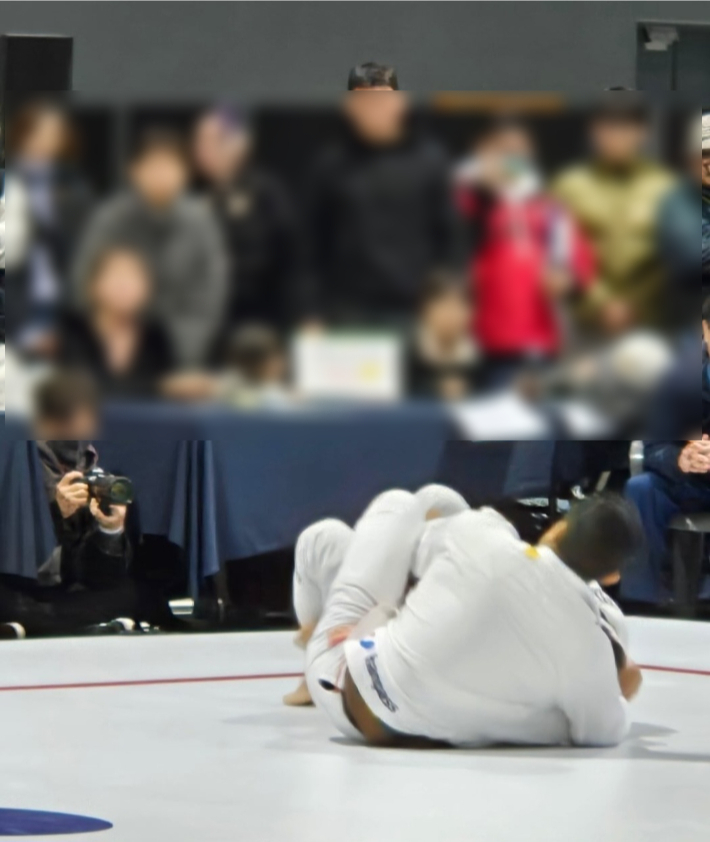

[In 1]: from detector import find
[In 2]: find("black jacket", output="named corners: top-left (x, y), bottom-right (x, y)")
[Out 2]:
top-left (302, 128), bottom-right (462, 323)
top-left (58, 310), bottom-right (174, 399)
top-left (204, 166), bottom-right (299, 329)
top-left (36, 441), bottom-right (132, 590)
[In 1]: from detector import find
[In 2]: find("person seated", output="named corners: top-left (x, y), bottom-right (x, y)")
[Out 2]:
top-left (161, 323), bottom-right (290, 408)
top-left (0, 371), bottom-right (171, 639)
top-left (407, 271), bottom-right (478, 401)
top-left (59, 247), bottom-right (174, 399)
top-left (299, 488), bottom-right (641, 747)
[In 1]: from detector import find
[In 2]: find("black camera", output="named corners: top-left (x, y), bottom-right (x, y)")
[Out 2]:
top-left (73, 468), bottom-right (134, 514)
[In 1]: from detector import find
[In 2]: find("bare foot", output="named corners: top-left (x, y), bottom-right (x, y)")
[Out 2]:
top-left (283, 678), bottom-right (313, 707)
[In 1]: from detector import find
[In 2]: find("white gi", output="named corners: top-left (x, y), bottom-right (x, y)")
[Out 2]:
top-left (298, 487), bottom-right (630, 748)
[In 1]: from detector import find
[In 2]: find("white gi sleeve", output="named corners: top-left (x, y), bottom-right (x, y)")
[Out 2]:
top-left (560, 635), bottom-right (630, 747)
top-left (589, 581), bottom-right (630, 652)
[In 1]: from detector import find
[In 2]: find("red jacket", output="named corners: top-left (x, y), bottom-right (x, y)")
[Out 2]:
top-left (459, 188), bottom-right (595, 355)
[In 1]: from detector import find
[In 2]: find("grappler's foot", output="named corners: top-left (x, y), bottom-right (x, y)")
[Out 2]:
top-left (0, 622), bottom-right (26, 640)
top-left (283, 678), bottom-right (314, 707)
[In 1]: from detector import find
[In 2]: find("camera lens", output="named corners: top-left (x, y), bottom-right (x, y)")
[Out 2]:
top-left (108, 478), bottom-right (134, 505)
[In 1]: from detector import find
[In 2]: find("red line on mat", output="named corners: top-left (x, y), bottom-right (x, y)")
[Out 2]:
top-left (0, 672), bottom-right (303, 692)
top-left (0, 665), bottom-right (708, 693)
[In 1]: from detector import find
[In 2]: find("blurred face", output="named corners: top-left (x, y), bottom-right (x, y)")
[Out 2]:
top-left (423, 289), bottom-right (470, 344)
top-left (480, 126), bottom-right (536, 183)
top-left (193, 115), bottom-right (251, 183)
top-left (343, 89), bottom-right (409, 143)
top-left (90, 251), bottom-right (152, 317)
top-left (35, 408), bottom-right (98, 441)
top-left (703, 319), bottom-right (710, 350)
top-left (130, 148), bottom-right (188, 207)
top-left (20, 108), bottom-right (71, 164)
top-left (590, 118), bottom-right (648, 165)
top-left (701, 153), bottom-right (710, 188)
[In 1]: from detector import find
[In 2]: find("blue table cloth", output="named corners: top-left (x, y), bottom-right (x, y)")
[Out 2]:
top-left (2, 404), bottom-right (457, 593)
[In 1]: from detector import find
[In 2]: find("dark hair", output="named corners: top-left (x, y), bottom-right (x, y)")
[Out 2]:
top-left (590, 92), bottom-right (650, 126)
top-left (131, 126), bottom-right (188, 165)
top-left (226, 324), bottom-right (283, 383)
top-left (347, 62), bottom-right (399, 91)
top-left (556, 494), bottom-right (644, 581)
top-left (34, 370), bottom-right (99, 424)
top-left (475, 113), bottom-right (532, 149)
top-left (703, 296), bottom-right (710, 325)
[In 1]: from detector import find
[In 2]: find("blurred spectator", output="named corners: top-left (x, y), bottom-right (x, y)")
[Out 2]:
top-left (162, 323), bottom-right (290, 407)
top-left (658, 112), bottom-right (708, 327)
top-left (408, 271), bottom-right (477, 400)
top-left (457, 116), bottom-right (595, 390)
top-left (553, 95), bottom-right (675, 332)
top-left (192, 107), bottom-right (299, 334)
top-left (221, 324), bottom-right (290, 406)
top-left (621, 304), bottom-right (708, 604)
top-left (301, 62), bottom-right (461, 328)
top-left (6, 100), bottom-right (93, 350)
top-left (59, 248), bottom-right (174, 398)
top-left (623, 435), bottom-right (710, 605)
top-left (704, 298), bottom-right (710, 434)
top-left (73, 128), bottom-right (227, 367)
top-left (1, 169), bottom-right (5, 409)
top-left (702, 112), bottom-right (710, 286)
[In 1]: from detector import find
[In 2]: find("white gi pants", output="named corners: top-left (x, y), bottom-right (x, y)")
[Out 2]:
top-left (295, 485), bottom-right (469, 739)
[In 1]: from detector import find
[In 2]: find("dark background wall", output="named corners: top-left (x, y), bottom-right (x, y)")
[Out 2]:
top-left (2, 2), bottom-right (710, 97)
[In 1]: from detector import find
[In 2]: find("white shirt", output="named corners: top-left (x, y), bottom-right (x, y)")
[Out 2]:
top-left (345, 508), bottom-right (628, 747)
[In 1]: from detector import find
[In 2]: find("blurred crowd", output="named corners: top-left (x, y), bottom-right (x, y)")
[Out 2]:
top-left (1, 67), bottom-right (706, 435)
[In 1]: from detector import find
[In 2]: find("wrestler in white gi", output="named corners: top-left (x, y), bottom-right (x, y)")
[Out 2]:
top-left (284, 485), bottom-right (468, 706)
top-left (297, 487), bottom-right (643, 747)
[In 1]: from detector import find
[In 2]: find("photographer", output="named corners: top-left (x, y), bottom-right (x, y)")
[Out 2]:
top-left (0, 372), bottom-right (141, 638)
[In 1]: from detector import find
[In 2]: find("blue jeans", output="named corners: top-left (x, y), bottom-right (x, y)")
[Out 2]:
top-left (622, 472), bottom-right (710, 604)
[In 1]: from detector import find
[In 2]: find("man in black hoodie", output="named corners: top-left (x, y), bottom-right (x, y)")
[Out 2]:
top-left (300, 63), bottom-right (462, 327)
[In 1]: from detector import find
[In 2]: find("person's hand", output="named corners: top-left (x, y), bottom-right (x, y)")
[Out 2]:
top-left (543, 265), bottom-right (572, 299)
top-left (55, 471), bottom-right (90, 519)
top-left (600, 298), bottom-right (634, 334)
top-left (618, 660), bottom-right (643, 701)
top-left (89, 498), bottom-right (127, 532)
top-left (678, 439), bottom-right (710, 474)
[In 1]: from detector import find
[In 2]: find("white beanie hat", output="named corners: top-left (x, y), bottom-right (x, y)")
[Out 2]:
top-left (702, 112), bottom-right (710, 151)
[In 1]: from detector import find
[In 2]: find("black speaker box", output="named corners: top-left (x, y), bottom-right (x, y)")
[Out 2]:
top-left (0, 34), bottom-right (73, 91)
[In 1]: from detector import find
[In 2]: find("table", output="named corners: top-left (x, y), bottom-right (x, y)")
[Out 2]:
top-left (2, 404), bottom-right (457, 592)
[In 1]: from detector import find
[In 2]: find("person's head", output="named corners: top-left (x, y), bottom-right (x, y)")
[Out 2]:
top-left (85, 248), bottom-right (153, 319)
top-left (129, 128), bottom-right (189, 208)
top-left (701, 112), bottom-right (710, 188)
top-left (33, 370), bottom-right (100, 440)
top-left (192, 107), bottom-right (252, 185)
top-left (702, 296), bottom-right (710, 350)
top-left (226, 324), bottom-right (286, 385)
top-left (344, 62), bottom-right (408, 144)
top-left (419, 272), bottom-right (471, 346)
top-left (589, 95), bottom-right (650, 166)
top-left (475, 115), bottom-right (537, 183)
top-left (7, 99), bottom-right (79, 165)
top-left (539, 493), bottom-right (644, 583)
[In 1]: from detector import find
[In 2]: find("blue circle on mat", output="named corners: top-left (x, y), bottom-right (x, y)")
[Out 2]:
top-left (0, 809), bottom-right (113, 836)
